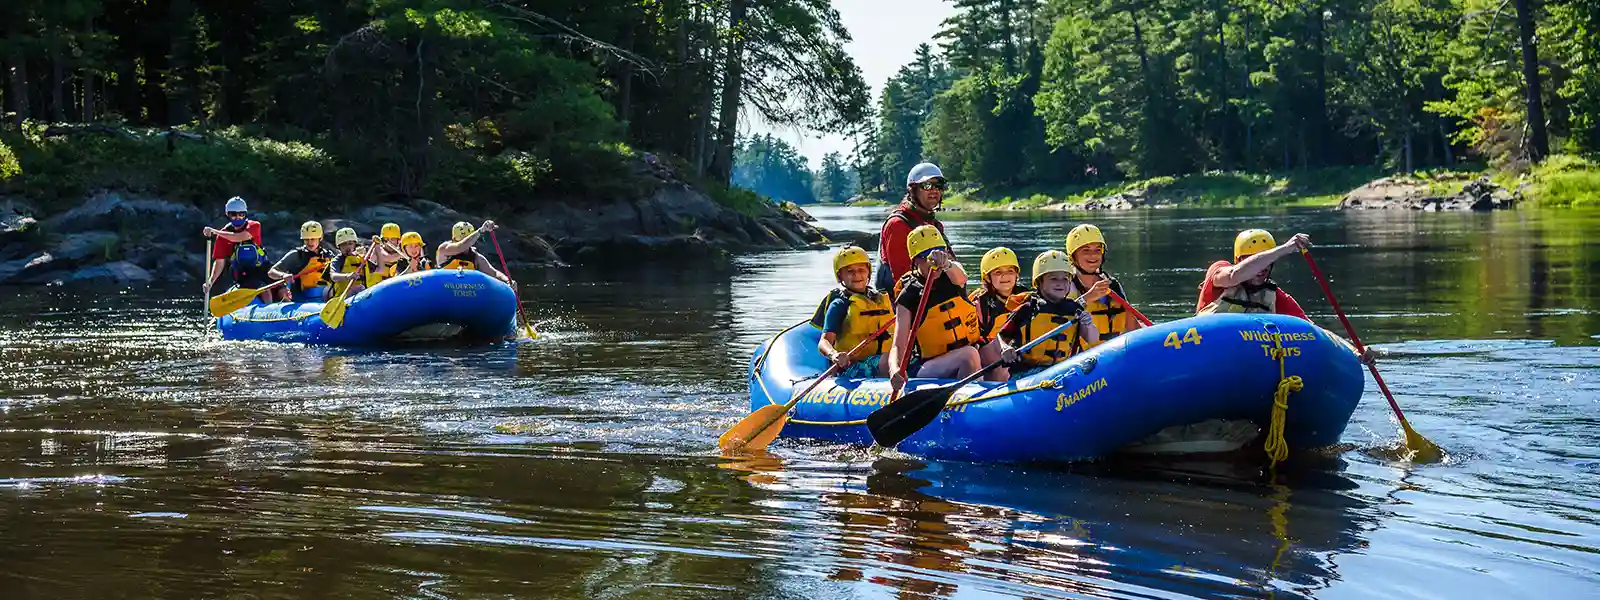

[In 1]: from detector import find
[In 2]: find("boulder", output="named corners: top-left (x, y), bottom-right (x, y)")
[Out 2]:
top-left (1079, 191), bottom-right (1147, 211)
top-left (52, 231), bottom-right (121, 263)
top-left (61, 261), bottom-right (154, 285)
top-left (44, 190), bottom-right (207, 234)
top-left (1337, 175), bottom-right (1515, 211)
top-left (818, 228), bottom-right (879, 251)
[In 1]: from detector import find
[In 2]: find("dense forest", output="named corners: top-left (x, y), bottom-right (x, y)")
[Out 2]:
top-left (1, 0), bottom-right (1595, 209)
top-left (0, 0), bottom-right (868, 210)
top-left (855, 0), bottom-right (1600, 197)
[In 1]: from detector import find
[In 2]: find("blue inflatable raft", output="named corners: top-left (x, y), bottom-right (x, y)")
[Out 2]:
top-left (748, 313), bottom-right (1366, 463)
top-left (217, 269), bottom-right (519, 346)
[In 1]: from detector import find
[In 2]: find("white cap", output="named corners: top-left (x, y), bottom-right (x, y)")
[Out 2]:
top-left (907, 163), bottom-right (944, 185)
top-left (224, 196), bottom-right (247, 213)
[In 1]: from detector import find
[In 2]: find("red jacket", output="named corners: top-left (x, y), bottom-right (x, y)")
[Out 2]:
top-left (1195, 260), bottom-right (1308, 320)
top-left (877, 202), bottom-right (944, 285)
top-left (211, 220), bottom-right (263, 260)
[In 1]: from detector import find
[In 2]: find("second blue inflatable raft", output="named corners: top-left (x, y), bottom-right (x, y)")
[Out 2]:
top-left (217, 269), bottom-right (519, 346)
top-left (748, 313), bottom-right (1366, 463)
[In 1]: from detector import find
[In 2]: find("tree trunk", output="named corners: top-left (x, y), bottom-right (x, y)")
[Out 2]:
top-left (165, 0), bottom-right (195, 126)
top-left (51, 37), bottom-right (67, 122)
top-left (1403, 129), bottom-right (1414, 173)
top-left (616, 10), bottom-right (637, 131)
top-left (1438, 119), bottom-right (1454, 165)
top-left (81, 16), bottom-right (97, 122)
top-left (1310, 7), bottom-right (1329, 167)
top-left (1513, 0), bottom-right (1549, 161)
top-left (708, 0), bottom-right (748, 183)
top-left (3, 19), bottom-right (30, 125)
top-left (1215, 0), bottom-right (1231, 168)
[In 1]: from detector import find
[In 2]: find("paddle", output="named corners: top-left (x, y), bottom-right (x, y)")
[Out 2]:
top-left (867, 318), bottom-right (1081, 448)
top-left (488, 229), bottom-right (539, 342)
top-left (887, 267), bottom-right (941, 405)
top-left (1301, 248), bottom-right (1443, 462)
top-left (208, 276), bottom-right (294, 317)
top-left (320, 242), bottom-right (378, 329)
top-left (719, 318), bottom-right (897, 453)
top-left (203, 237), bottom-right (214, 322)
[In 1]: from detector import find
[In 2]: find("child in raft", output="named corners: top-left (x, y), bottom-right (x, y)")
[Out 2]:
top-left (887, 226), bottom-right (982, 393)
top-left (328, 227), bottom-right (383, 297)
top-left (998, 250), bottom-right (1099, 378)
top-left (812, 246), bottom-right (894, 378)
top-left (970, 247), bottom-right (1031, 382)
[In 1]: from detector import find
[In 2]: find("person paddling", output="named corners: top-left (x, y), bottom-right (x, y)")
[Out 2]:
top-left (1198, 229), bottom-right (1376, 364)
top-left (267, 221), bottom-right (338, 302)
top-left (875, 163), bottom-right (950, 291)
top-left (887, 226), bottom-right (981, 393)
top-left (997, 251), bottom-right (1099, 377)
top-left (969, 247), bottom-right (1030, 382)
top-left (436, 220), bottom-right (513, 285)
top-left (811, 246), bottom-right (894, 379)
top-left (1064, 224), bottom-right (1141, 348)
top-left (328, 228), bottom-right (381, 297)
top-left (202, 197), bottom-right (282, 304)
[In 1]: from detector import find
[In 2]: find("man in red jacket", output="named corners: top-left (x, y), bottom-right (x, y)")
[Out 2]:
top-left (874, 162), bottom-right (949, 291)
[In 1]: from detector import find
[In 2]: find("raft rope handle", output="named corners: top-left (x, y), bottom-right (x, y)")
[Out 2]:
top-left (1263, 324), bottom-right (1304, 465)
top-left (782, 377), bottom-right (1065, 427)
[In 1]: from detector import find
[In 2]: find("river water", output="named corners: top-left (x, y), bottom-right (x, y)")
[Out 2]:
top-left (1, 206), bottom-right (1596, 599)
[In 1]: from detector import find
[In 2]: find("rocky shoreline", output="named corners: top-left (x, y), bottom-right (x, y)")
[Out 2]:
top-left (1335, 176), bottom-right (1520, 211)
top-left (0, 155), bottom-right (827, 286)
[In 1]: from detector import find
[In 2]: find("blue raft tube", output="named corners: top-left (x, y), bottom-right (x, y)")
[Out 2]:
top-left (217, 269), bottom-right (519, 346)
top-left (747, 313), bottom-right (1366, 463)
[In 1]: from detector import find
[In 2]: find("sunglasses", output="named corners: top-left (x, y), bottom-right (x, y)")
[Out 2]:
top-left (915, 179), bottom-right (948, 192)
top-left (226, 212), bottom-right (247, 218)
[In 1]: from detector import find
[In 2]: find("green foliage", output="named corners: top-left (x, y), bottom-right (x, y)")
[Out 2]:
top-left (0, 138), bottom-right (19, 183)
top-left (731, 134), bottom-right (815, 204)
top-left (1516, 155), bottom-right (1600, 207)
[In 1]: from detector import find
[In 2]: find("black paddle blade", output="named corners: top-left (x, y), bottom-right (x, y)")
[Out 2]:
top-left (867, 383), bottom-right (960, 448)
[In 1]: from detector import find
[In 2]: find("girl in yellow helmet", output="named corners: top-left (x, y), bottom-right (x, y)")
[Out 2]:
top-left (811, 246), bottom-right (893, 378)
top-left (969, 247), bottom-right (1031, 382)
top-left (887, 225), bottom-right (981, 393)
top-left (1064, 224), bottom-right (1141, 348)
top-left (997, 251), bottom-right (1099, 377)
top-left (395, 232), bottom-right (433, 275)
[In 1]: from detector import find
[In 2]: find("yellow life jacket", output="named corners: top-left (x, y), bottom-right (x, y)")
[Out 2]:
top-left (809, 288), bottom-right (894, 360)
top-left (970, 287), bottom-right (1030, 343)
top-left (293, 247), bottom-right (333, 290)
top-left (1198, 281), bottom-right (1280, 315)
top-left (1067, 276), bottom-right (1130, 350)
top-left (896, 273), bottom-right (980, 361)
top-left (1017, 296), bottom-right (1084, 367)
top-left (440, 249), bottom-right (476, 271)
top-left (331, 252), bottom-right (368, 296)
top-left (366, 257), bottom-right (399, 288)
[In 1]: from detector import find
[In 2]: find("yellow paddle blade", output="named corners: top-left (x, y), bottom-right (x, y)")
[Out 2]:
top-left (208, 287), bottom-right (265, 317)
top-left (1403, 421), bottom-right (1445, 463)
top-left (718, 405), bottom-right (790, 453)
top-left (320, 297), bottom-right (349, 329)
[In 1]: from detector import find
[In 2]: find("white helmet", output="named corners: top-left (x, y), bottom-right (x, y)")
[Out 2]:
top-left (224, 197), bottom-right (247, 213)
top-left (906, 163), bottom-right (944, 186)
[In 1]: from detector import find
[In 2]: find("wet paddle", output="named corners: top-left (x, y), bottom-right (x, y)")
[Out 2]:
top-left (1106, 289), bottom-right (1154, 327)
top-left (867, 319), bottom-right (1080, 448)
top-left (1301, 249), bottom-right (1443, 462)
top-left (208, 276), bottom-right (293, 317)
top-left (886, 267), bottom-right (940, 407)
top-left (719, 319), bottom-right (897, 453)
top-left (202, 238), bottom-right (214, 322)
top-left (487, 230), bottom-right (539, 342)
top-left (320, 242), bottom-right (379, 329)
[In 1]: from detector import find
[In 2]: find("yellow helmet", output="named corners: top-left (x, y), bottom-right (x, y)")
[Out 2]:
top-left (1031, 250), bottom-right (1074, 287)
top-left (1066, 224), bottom-right (1107, 256)
top-left (334, 227), bottom-right (359, 245)
top-left (979, 247), bottom-right (1019, 278)
top-left (832, 246), bottom-right (871, 275)
top-left (451, 221), bottom-right (476, 242)
top-left (905, 225), bottom-right (948, 260)
top-left (1234, 229), bottom-right (1277, 261)
top-left (401, 231), bottom-right (424, 247)
top-left (381, 223), bottom-right (401, 240)
top-left (300, 221), bottom-right (324, 240)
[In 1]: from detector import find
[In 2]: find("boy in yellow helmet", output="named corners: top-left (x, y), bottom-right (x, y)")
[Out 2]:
top-left (997, 251), bottom-right (1099, 377)
top-left (969, 247), bottom-right (1031, 382)
top-left (810, 246), bottom-right (894, 378)
top-left (268, 221), bottom-right (339, 302)
top-left (887, 225), bottom-right (981, 392)
top-left (328, 227), bottom-right (382, 297)
top-left (395, 232), bottom-right (433, 275)
top-left (435, 220), bottom-right (513, 285)
top-left (1064, 224), bottom-right (1141, 348)
top-left (1195, 229), bottom-right (1310, 320)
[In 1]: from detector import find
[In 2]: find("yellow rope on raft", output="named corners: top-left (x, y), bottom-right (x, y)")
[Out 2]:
top-left (1263, 326), bottom-right (1304, 465)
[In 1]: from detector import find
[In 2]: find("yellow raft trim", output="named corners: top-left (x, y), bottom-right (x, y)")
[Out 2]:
top-left (760, 371), bottom-right (1065, 427)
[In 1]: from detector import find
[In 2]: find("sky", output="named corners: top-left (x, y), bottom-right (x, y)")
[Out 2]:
top-left (744, 0), bottom-right (956, 169)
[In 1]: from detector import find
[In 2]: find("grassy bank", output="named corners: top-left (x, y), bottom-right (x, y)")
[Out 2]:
top-left (0, 122), bottom-right (771, 216)
top-left (940, 159), bottom-right (1599, 210)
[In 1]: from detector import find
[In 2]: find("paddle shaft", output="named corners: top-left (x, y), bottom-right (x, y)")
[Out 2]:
top-left (1300, 250), bottom-right (1409, 421)
top-left (785, 319), bottom-right (897, 410)
top-left (203, 238), bottom-right (214, 310)
top-left (1106, 289), bottom-right (1153, 327)
top-left (487, 230), bottom-right (535, 336)
top-left (890, 267), bottom-right (941, 401)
